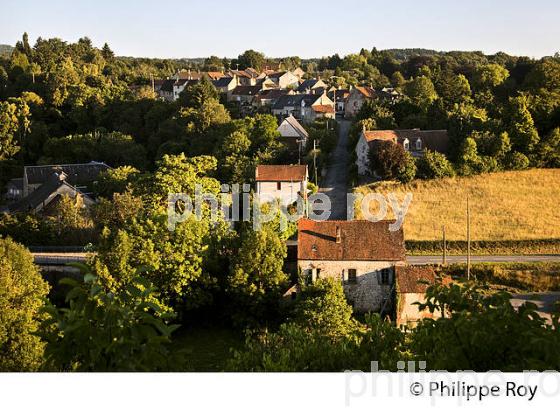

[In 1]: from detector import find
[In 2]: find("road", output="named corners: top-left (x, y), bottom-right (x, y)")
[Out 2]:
top-left (319, 119), bottom-right (350, 220)
top-left (407, 254), bottom-right (560, 265)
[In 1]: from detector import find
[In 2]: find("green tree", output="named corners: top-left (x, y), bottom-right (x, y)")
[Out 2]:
top-left (368, 140), bottom-right (410, 181)
top-left (292, 279), bottom-right (357, 337)
top-left (536, 127), bottom-right (560, 167)
top-left (416, 150), bottom-right (456, 179)
top-left (236, 50), bottom-right (266, 70)
top-left (411, 281), bottom-right (560, 371)
top-left (228, 223), bottom-right (288, 325)
top-left (94, 165), bottom-right (140, 198)
top-left (404, 76), bottom-right (438, 111)
top-left (472, 63), bottom-right (509, 90)
top-left (0, 238), bottom-right (49, 371)
top-left (456, 137), bottom-right (481, 176)
top-left (40, 270), bottom-right (181, 371)
top-left (505, 95), bottom-right (540, 154)
top-left (178, 76), bottom-right (219, 109)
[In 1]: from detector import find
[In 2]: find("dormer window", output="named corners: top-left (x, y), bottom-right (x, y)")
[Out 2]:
top-left (416, 138), bottom-right (423, 151)
top-left (403, 138), bottom-right (410, 151)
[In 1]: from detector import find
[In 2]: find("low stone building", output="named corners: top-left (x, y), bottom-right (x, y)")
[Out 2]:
top-left (395, 265), bottom-right (452, 327)
top-left (297, 219), bottom-right (405, 313)
top-left (255, 165), bottom-right (308, 207)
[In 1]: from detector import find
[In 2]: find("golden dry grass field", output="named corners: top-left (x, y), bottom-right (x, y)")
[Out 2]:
top-left (354, 169), bottom-right (560, 241)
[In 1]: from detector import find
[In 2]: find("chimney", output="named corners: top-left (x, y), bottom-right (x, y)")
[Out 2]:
top-left (335, 226), bottom-right (341, 244)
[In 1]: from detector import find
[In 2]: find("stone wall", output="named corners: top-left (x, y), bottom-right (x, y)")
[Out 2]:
top-left (298, 259), bottom-right (402, 312)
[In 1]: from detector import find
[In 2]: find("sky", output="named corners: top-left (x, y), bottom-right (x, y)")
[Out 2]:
top-left (1, 0), bottom-right (559, 59)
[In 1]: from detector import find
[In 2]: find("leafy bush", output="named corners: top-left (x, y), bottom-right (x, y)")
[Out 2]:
top-left (40, 268), bottom-right (182, 371)
top-left (0, 238), bottom-right (49, 371)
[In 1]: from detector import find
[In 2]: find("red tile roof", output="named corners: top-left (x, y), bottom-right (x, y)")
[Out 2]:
top-left (297, 219), bottom-right (405, 261)
top-left (355, 86), bottom-right (376, 98)
top-left (312, 105), bottom-right (335, 113)
top-left (255, 165), bottom-right (307, 182)
top-left (396, 265), bottom-right (452, 293)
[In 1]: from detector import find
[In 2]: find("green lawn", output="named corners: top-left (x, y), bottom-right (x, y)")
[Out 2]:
top-left (171, 326), bottom-right (244, 371)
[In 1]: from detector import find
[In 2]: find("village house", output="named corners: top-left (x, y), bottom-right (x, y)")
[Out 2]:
top-left (395, 265), bottom-right (452, 327)
top-left (255, 164), bottom-right (308, 207)
top-left (212, 76), bottom-right (237, 94)
top-left (227, 85), bottom-right (262, 103)
top-left (228, 69), bottom-right (258, 86)
top-left (344, 86), bottom-right (401, 118)
top-left (296, 78), bottom-right (327, 94)
top-left (266, 71), bottom-right (299, 89)
top-left (329, 89), bottom-right (350, 114)
top-left (344, 86), bottom-right (377, 118)
top-left (292, 67), bottom-right (306, 81)
top-left (276, 114), bottom-right (309, 151)
top-left (297, 219), bottom-right (406, 312)
top-left (3, 162), bottom-right (109, 214)
top-left (253, 89), bottom-right (293, 109)
top-left (299, 93), bottom-right (335, 123)
top-left (271, 94), bottom-right (306, 118)
top-left (355, 129), bottom-right (449, 175)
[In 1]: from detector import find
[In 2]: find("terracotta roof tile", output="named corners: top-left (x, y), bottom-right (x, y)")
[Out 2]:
top-left (312, 105), bottom-right (335, 113)
top-left (255, 165), bottom-right (307, 182)
top-left (297, 219), bottom-right (405, 261)
top-left (396, 265), bottom-right (452, 293)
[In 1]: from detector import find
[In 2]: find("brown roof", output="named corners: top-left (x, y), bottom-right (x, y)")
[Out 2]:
top-left (363, 130), bottom-right (399, 143)
top-left (255, 165), bottom-right (307, 182)
top-left (362, 129), bottom-right (449, 154)
top-left (312, 105), bottom-right (335, 114)
top-left (297, 219), bottom-right (405, 261)
top-left (396, 265), bottom-right (452, 293)
top-left (396, 130), bottom-right (449, 153)
top-left (231, 85), bottom-right (261, 96)
top-left (205, 71), bottom-right (224, 80)
top-left (355, 86), bottom-right (376, 98)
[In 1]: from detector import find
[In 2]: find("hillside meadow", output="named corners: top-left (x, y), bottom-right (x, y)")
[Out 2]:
top-left (354, 169), bottom-right (560, 242)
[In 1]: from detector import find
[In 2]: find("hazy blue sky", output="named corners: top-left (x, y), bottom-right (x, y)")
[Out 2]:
top-left (2, 0), bottom-right (559, 58)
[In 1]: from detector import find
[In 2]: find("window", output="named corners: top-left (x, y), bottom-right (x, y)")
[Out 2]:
top-left (381, 268), bottom-right (390, 285)
top-left (348, 269), bottom-right (357, 284)
top-left (305, 269), bottom-right (313, 285)
top-left (403, 138), bottom-right (410, 151)
top-left (277, 181), bottom-right (282, 190)
top-left (316, 268), bottom-right (321, 279)
top-left (416, 138), bottom-right (423, 150)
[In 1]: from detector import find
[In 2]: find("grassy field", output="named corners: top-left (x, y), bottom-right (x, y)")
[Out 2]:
top-left (171, 326), bottom-right (244, 371)
top-left (355, 169), bottom-right (560, 243)
top-left (445, 262), bottom-right (560, 293)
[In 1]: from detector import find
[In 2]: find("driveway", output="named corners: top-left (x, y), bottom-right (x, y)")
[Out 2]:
top-left (319, 119), bottom-right (350, 220)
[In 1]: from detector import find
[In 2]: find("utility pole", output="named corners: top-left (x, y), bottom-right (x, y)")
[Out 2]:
top-left (313, 139), bottom-right (318, 185)
top-left (467, 196), bottom-right (471, 281)
top-left (442, 225), bottom-right (447, 266)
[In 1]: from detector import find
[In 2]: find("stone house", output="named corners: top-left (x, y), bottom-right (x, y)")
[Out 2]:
top-left (255, 165), bottom-right (308, 206)
top-left (297, 219), bottom-right (406, 313)
top-left (395, 265), bottom-right (452, 327)
top-left (355, 129), bottom-right (449, 175)
top-left (329, 89), bottom-right (349, 114)
top-left (344, 86), bottom-right (377, 118)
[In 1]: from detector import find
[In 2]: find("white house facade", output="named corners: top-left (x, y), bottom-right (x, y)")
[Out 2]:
top-left (255, 165), bottom-right (308, 206)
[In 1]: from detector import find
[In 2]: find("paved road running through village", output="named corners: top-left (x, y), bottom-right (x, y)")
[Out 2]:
top-left (318, 119), bottom-right (351, 220)
top-left (407, 254), bottom-right (560, 265)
